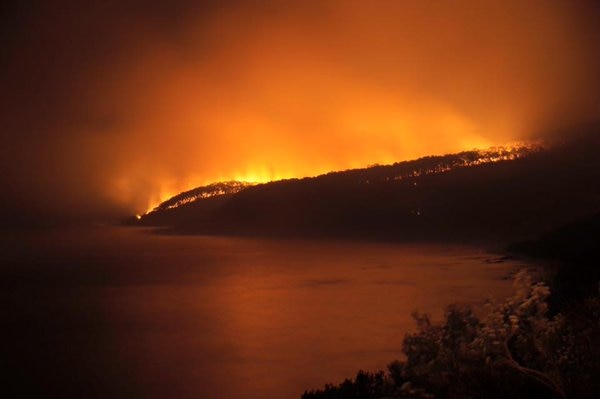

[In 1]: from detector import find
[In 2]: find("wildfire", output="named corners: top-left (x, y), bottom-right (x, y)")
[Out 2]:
top-left (158, 181), bottom-right (254, 211)
top-left (371, 142), bottom-right (542, 185)
top-left (137, 141), bottom-right (541, 217)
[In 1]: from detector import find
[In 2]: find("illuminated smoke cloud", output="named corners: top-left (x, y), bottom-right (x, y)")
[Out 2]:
top-left (1, 1), bottom-right (599, 220)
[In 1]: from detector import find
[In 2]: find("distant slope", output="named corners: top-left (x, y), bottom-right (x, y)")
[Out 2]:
top-left (132, 133), bottom-right (600, 244)
top-left (151, 181), bottom-right (253, 212)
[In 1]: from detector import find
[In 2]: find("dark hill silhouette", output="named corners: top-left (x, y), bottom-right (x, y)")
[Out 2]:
top-left (508, 212), bottom-right (600, 303)
top-left (152, 181), bottom-right (252, 212)
top-left (131, 131), bottom-right (600, 244)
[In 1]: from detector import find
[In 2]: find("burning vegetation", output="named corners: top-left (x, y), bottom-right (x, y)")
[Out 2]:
top-left (140, 143), bottom-right (540, 217)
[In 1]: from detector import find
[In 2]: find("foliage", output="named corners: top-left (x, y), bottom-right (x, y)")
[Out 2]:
top-left (302, 270), bottom-right (600, 399)
top-left (302, 370), bottom-right (395, 399)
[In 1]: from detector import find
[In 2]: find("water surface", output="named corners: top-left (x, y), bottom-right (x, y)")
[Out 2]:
top-left (2, 227), bottom-right (528, 398)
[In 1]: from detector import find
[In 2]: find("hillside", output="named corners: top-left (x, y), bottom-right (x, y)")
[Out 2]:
top-left (130, 133), bottom-right (600, 244)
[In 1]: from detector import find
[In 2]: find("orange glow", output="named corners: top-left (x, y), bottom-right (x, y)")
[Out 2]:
top-left (7, 1), bottom-right (596, 218)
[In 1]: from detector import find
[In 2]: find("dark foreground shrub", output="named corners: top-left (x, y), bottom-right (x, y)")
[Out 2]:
top-left (302, 370), bottom-right (394, 399)
top-left (302, 271), bottom-right (599, 399)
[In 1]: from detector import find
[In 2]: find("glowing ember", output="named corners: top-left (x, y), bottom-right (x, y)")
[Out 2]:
top-left (141, 142), bottom-right (541, 217)
top-left (373, 142), bottom-right (542, 184)
top-left (144, 181), bottom-right (255, 215)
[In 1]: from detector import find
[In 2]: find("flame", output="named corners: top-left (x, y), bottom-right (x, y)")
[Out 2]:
top-left (4, 1), bottom-right (598, 220)
top-left (137, 170), bottom-right (284, 215)
top-left (373, 142), bottom-right (542, 184)
top-left (134, 141), bottom-right (542, 216)
top-left (88, 0), bottom-right (593, 218)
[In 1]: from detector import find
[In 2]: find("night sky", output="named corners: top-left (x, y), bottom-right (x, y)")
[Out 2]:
top-left (2, 1), bottom-right (599, 224)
